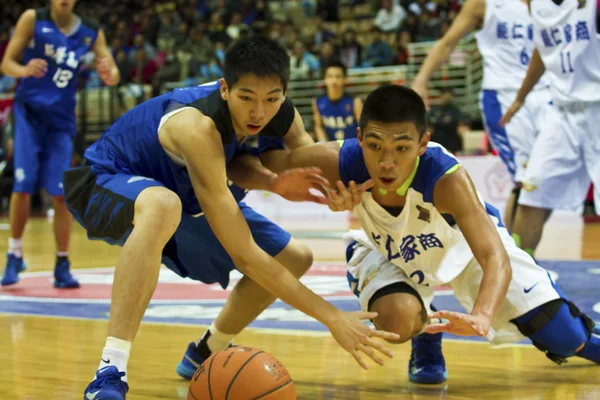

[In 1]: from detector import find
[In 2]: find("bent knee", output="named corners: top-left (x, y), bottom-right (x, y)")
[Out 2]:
top-left (134, 187), bottom-right (182, 231)
top-left (370, 292), bottom-right (425, 344)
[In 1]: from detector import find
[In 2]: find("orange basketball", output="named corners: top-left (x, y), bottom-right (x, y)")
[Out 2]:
top-left (187, 346), bottom-right (296, 400)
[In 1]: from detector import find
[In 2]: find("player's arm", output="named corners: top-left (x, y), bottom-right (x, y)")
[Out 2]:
top-left (284, 108), bottom-right (316, 148)
top-left (0, 9), bottom-right (47, 79)
top-left (312, 98), bottom-right (329, 142)
top-left (167, 109), bottom-right (399, 367)
top-left (430, 166), bottom-right (512, 337)
top-left (411, 0), bottom-right (484, 104)
top-left (353, 96), bottom-right (364, 123)
top-left (499, 49), bottom-right (545, 126)
top-left (92, 29), bottom-right (120, 86)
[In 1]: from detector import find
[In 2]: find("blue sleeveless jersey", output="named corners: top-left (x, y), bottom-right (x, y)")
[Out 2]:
top-left (84, 81), bottom-right (294, 215)
top-left (315, 94), bottom-right (357, 140)
top-left (15, 8), bottom-right (98, 129)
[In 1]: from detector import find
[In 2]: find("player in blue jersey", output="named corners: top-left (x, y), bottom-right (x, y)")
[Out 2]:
top-left (256, 85), bottom-right (600, 382)
top-left (65, 37), bottom-right (398, 400)
top-left (312, 59), bottom-right (363, 142)
top-left (0, 0), bottom-right (119, 288)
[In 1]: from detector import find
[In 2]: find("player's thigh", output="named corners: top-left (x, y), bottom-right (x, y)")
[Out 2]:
top-left (241, 203), bottom-right (310, 275)
top-left (12, 101), bottom-right (43, 194)
top-left (346, 241), bottom-right (431, 341)
top-left (63, 166), bottom-right (169, 246)
top-left (519, 105), bottom-right (589, 210)
top-left (40, 128), bottom-right (74, 197)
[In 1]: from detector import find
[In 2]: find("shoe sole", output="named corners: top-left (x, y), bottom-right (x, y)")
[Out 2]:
top-left (54, 281), bottom-right (81, 289)
top-left (408, 371), bottom-right (448, 384)
top-left (176, 362), bottom-right (197, 381)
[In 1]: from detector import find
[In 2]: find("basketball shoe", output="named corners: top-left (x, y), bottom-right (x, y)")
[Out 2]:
top-left (83, 366), bottom-right (128, 400)
top-left (409, 332), bottom-right (448, 384)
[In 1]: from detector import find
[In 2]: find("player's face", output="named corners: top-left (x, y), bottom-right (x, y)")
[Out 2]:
top-left (52, 0), bottom-right (76, 14)
top-left (359, 121), bottom-right (429, 192)
top-left (220, 75), bottom-right (286, 137)
top-left (324, 67), bottom-right (345, 92)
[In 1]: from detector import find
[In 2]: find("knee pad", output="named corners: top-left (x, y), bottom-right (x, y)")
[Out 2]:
top-left (513, 299), bottom-right (596, 364)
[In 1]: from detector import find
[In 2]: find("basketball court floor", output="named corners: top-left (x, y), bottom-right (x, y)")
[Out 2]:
top-left (0, 216), bottom-right (599, 400)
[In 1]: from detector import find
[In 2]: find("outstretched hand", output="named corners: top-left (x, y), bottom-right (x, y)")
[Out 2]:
top-left (327, 310), bottom-right (400, 370)
top-left (425, 310), bottom-right (491, 337)
top-left (269, 167), bottom-right (331, 204)
top-left (327, 179), bottom-right (374, 212)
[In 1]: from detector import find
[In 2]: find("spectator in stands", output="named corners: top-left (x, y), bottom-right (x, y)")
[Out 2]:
top-left (312, 16), bottom-right (336, 47)
top-left (184, 28), bottom-right (221, 81)
top-left (115, 49), bottom-right (132, 85)
top-left (226, 12), bottom-right (246, 41)
top-left (207, 12), bottom-right (231, 45)
top-left (416, 10), bottom-right (440, 42)
top-left (116, 20), bottom-right (133, 46)
top-left (174, 22), bottom-right (190, 48)
top-left (428, 88), bottom-right (470, 154)
top-left (374, 0), bottom-right (407, 33)
top-left (396, 31), bottom-right (410, 65)
top-left (339, 29), bottom-right (362, 69)
top-left (361, 28), bottom-right (395, 67)
top-left (131, 49), bottom-right (158, 85)
top-left (290, 40), bottom-right (320, 80)
top-left (250, 0), bottom-right (272, 29)
top-left (315, 0), bottom-right (340, 22)
top-left (152, 49), bottom-right (183, 97)
top-left (398, 11), bottom-right (419, 42)
top-left (212, 0), bottom-right (232, 25)
top-left (319, 41), bottom-right (338, 75)
top-left (408, 0), bottom-right (437, 16)
top-left (128, 34), bottom-right (157, 64)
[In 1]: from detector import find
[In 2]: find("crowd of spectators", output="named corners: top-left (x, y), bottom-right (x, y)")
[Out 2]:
top-left (0, 0), bottom-right (464, 93)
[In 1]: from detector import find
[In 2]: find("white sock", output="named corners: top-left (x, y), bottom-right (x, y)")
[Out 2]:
top-left (97, 337), bottom-right (131, 382)
top-left (198, 323), bottom-right (234, 353)
top-left (56, 251), bottom-right (69, 258)
top-left (8, 238), bottom-right (22, 258)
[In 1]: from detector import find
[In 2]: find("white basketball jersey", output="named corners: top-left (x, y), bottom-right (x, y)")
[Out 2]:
top-left (530, 0), bottom-right (600, 103)
top-left (342, 142), bottom-right (505, 288)
top-left (476, 0), bottom-right (548, 90)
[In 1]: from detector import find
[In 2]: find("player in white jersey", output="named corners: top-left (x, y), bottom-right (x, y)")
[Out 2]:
top-left (412, 0), bottom-right (551, 232)
top-left (262, 85), bottom-right (600, 380)
top-left (500, 0), bottom-right (600, 256)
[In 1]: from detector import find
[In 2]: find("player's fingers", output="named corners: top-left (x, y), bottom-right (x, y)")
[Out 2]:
top-left (336, 181), bottom-right (353, 209)
top-left (357, 342), bottom-right (384, 366)
top-left (306, 174), bottom-right (330, 188)
top-left (357, 311), bottom-right (378, 320)
top-left (349, 181), bottom-right (361, 205)
top-left (424, 322), bottom-right (450, 335)
top-left (367, 329), bottom-right (400, 342)
top-left (307, 193), bottom-right (329, 205)
top-left (351, 348), bottom-right (369, 370)
top-left (428, 310), bottom-right (461, 320)
top-left (357, 179), bottom-right (375, 192)
top-left (363, 336), bottom-right (395, 359)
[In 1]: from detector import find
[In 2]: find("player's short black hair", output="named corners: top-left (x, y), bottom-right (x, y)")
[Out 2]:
top-left (324, 59), bottom-right (347, 77)
top-left (224, 36), bottom-right (290, 92)
top-left (359, 85), bottom-right (427, 137)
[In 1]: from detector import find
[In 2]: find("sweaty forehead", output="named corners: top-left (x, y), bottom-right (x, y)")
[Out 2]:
top-left (364, 122), bottom-right (417, 139)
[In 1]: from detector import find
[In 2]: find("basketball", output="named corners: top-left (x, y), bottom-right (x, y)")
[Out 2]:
top-left (187, 346), bottom-right (296, 400)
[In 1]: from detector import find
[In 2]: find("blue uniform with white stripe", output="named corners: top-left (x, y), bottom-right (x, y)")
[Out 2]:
top-left (64, 81), bottom-right (292, 288)
top-left (315, 94), bottom-right (357, 141)
top-left (13, 8), bottom-right (98, 196)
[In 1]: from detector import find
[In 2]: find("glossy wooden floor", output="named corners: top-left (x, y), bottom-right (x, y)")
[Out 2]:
top-left (1, 218), bottom-right (599, 400)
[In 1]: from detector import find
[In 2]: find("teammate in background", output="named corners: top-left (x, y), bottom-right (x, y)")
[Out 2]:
top-left (412, 0), bottom-right (551, 232)
top-left (500, 0), bottom-right (600, 257)
top-left (65, 37), bottom-right (398, 400)
top-left (312, 59), bottom-right (363, 142)
top-left (0, 0), bottom-right (119, 287)
top-left (262, 85), bottom-right (600, 381)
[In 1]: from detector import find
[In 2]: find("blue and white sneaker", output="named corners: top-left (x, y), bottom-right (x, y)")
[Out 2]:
top-left (408, 332), bottom-right (448, 384)
top-left (176, 342), bottom-right (208, 380)
top-left (83, 366), bottom-right (128, 400)
top-left (54, 258), bottom-right (80, 288)
top-left (1, 254), bottom-right (26, 286)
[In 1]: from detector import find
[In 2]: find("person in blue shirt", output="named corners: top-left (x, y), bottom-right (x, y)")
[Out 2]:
top-left (67, 37), bottom-right (398, 400)
top-left (312, 59), bottom-right (363, 142)
top-left (0, 0), bottom-right (119, 288)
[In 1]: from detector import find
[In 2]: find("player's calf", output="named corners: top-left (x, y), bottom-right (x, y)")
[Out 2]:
top-left (513, 299), bottom-right (600, 364)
